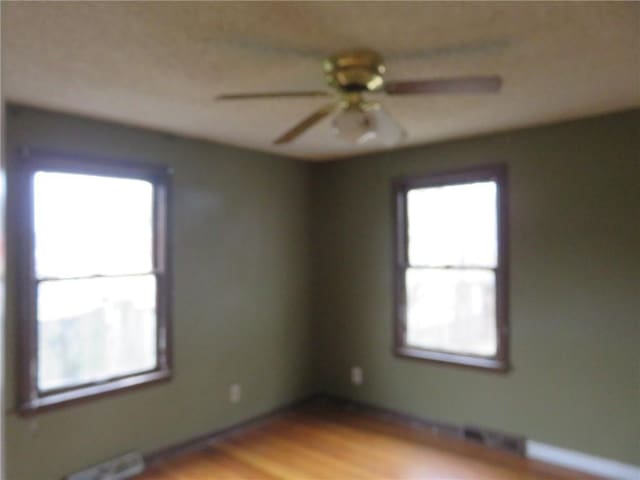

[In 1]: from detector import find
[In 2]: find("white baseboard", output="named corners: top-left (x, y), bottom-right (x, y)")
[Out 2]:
top-left (527, 440), bottom-right (640, 480)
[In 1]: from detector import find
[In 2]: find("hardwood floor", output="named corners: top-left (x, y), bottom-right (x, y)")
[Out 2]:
top-left (138, 404), bottom-right (600, 480)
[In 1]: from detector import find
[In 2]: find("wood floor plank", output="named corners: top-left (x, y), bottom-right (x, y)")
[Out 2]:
top-left (141, 449), bottom-right (279, 480)
top-left (217, 428), bottom-right (374, 479)
top-left (138, 405), bottom-right (601, 480)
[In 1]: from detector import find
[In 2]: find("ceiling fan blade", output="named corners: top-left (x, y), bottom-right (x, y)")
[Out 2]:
top-left (274, 103), bottom-right (336, 145)
top-left (385, 75), bottom-right (502, 95)
top-left (217, 91), bottom-right (329, 100)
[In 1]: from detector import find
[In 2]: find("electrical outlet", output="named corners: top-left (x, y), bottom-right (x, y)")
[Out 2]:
top-left (351, 366), bottom-right (364, 386)
top-left (229, 383), bottom-right (242, 403)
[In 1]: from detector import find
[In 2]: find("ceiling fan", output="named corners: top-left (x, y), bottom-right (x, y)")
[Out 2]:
top-left (217, 49), bottom-right (502, 146)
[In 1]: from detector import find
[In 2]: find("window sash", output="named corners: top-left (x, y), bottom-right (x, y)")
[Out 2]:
top-left (405, 181), bottom-right (498, 269)
top-left (35, 271), bottom-right (159, 282)
top-left (15, 149), bottom-right (172, 413)
top-left (401, 265), bottom-right (498, 358)
top-left (35, 272), bottom-right (162, 394)
top-left (401, 264), bottom-right (498, 271)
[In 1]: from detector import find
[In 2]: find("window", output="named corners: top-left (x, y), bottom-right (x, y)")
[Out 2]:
top-left (16, 151), bottom-right (172, 412)
top-left (393, 165), bottom-right (508, 371)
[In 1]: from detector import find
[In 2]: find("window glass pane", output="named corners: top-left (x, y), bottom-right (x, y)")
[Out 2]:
top-left (34, 171), bottom-right (153, 278)
top-left (407, 181), bottom-right (497, 267)
top-left (37, 275), bottom-right (157, 391)
top-left (405, 268), bottom-right (497, 357)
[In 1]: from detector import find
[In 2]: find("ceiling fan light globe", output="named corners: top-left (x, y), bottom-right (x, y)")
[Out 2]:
top-left (368, 104), bottom-right (406, 146)
top-left (331, 103), bottom-right (405, 146)
top-left (331, 104), bottom-right (376, 145)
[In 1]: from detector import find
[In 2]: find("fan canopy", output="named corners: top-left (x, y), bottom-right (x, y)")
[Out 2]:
top-left (324, 49), bottom-right (386, 93)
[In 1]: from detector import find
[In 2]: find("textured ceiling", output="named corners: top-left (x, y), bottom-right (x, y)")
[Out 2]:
top-left (2, 2), bottom-right (639, 161)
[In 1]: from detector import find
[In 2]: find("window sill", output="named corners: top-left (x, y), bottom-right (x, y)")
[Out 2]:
top-left (18, 368), bottom-right (172, 415)
top-left (395, 345), bottom-right (510, 373)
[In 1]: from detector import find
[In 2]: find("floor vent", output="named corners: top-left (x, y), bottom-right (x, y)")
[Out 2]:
top-left (462, 426), bottom-right (526, 456)
top-left (67, 452), bottom-right (145, 480)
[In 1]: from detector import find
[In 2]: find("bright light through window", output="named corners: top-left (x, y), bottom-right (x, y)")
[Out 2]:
top-left (34, 172), bottom-right (153, 278)
top-left (407, 182), bottom-right (497, 268)
top-left (395, 167), bottom-right (508, 370)
top-left (406, 182), bottom-right (497, 357)
top-left (34, 172), bottom-right (158, 391)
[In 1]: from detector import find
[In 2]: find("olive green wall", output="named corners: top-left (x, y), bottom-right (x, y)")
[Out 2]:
top-left (4, 105), bottom-right (314, 480)
top-left (311, 110), bottom-right (640, 466)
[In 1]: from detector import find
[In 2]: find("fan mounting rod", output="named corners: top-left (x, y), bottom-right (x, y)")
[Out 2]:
top-left (323, 49), bottom-right (386, 93)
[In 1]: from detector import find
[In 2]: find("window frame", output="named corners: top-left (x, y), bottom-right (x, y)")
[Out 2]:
top-left (15, 148), bottom-right (173, 413)
top-left (392, 164), bottom-right (509, 372)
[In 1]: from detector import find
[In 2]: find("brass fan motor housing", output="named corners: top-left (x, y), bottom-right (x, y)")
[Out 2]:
top-left (324, 49), bottom-right (386, 93)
